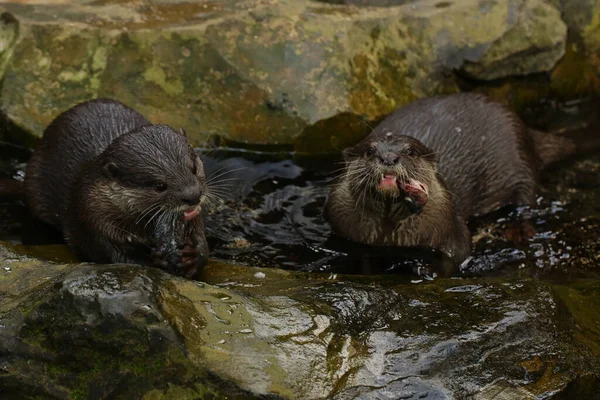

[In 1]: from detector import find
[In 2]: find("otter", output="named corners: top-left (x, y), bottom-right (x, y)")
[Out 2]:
top-left (324, 92), bottom-right (597, 264)
top-left (25, 99), bottom-right (208, 278)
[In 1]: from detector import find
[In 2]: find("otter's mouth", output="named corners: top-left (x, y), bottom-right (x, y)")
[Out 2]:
top-left (182, 207), bottom-right (200, 221)
top-left (375, 173), bottom-right (429, 211)
top-left (377, 173), bottom-right (399, 191)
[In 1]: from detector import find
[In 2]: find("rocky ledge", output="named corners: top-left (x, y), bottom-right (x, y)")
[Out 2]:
top-left (1, 244), bottom-right (600, 399)
top-left (0, 0), bottom-right (599, 153)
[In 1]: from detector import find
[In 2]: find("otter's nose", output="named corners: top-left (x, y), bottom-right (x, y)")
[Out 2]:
top-left (379, 153), bottom-right (399, 166)
top-left (180, 187), bottom-right (201, 206)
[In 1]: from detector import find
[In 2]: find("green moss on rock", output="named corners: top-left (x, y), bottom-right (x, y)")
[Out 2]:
top-left (0, 0), bottom-right (591, 153)
top-left (0, 12), bottom-right (18, 80)
top-left (583, 3), bottom-right (600, 84)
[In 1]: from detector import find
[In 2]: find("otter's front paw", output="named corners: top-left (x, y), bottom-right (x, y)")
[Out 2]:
top-left (179, 237), bottom-right (204, 278)
top-left (150, 242), bottom-right (199, 278)
top-left (150, 243), bottom-right (187, 275)
top-left (504, 220), bottom-right (536, 244)
top-left (151, 248), bottom-right (176, 272)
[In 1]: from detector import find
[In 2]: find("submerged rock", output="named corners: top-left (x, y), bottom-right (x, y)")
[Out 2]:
top-left (1, 244), bottom-right (599, 399)
top-left (0, 0), bottom-right (594, 153)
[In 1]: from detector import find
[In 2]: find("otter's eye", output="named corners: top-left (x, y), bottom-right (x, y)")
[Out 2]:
top-left (155, 183), bottom-right (167, 192)
top-left (365, 146), bottom-right (377, 157)
top-left (404, 148), bottom-right (416, 156)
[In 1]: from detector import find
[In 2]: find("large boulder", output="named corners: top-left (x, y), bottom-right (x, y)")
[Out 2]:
top-left (0, 12), bottom-right (18, 79)
top-left (0, 0), bottom-right (591, 153)
top-left (1, 244), bottom-right (600, 399)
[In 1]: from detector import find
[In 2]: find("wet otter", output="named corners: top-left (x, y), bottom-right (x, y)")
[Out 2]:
top-left (25, 99), bottom-right (208, 278)
top-left (324, 92), bottom-right (595, 263)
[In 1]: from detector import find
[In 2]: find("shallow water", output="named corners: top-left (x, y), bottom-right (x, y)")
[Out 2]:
top-left (2, 134), bottom-right (598, 283)
top-left (202, 148), bottom-right (600, 282)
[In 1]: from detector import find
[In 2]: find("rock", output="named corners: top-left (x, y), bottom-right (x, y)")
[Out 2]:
top-left (582, 2), bottom-right (600, 78)
top-left (474, 380), bottom-right (537, 400)
top-left (1, 244), bottom-right (600, 399)
top-left (0, 12), bottom-right (18, 80)
top-left (0, 0), bottom-right (578, 153)
top-left (0, 246), bottom-right (267, 399)
top-left (458, 0), bottom-right (566, 80)
top-left (560, 0), bottom-right (599, 37)
top-left (315, 0), bottom-right (417, 5)
top-left (546, 0), bottom-right (600, 99)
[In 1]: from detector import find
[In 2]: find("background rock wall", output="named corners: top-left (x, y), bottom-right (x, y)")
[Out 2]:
top-left (0, 0), bottom-right (598, 153)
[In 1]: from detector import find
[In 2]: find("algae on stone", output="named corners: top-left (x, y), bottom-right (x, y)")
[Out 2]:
top-left (0, 12), bottom-right (18, 81)
top-left (0, 0), bottom-right (586, 153)
top-left (460, 0), bottom-right (566, 80)
top-left (2, 245), bottom-right (600, 398)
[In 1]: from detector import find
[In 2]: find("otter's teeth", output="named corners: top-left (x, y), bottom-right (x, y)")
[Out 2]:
top-left (378, 173), bottom-right (399, 190)
top-left (183, 208), bottom-right (200, 221)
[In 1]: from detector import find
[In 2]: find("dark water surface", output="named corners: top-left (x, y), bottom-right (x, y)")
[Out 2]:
top-left (201, 147), bottom-right (600, 282)
top-left (1, 132), bottom-right (598, 283)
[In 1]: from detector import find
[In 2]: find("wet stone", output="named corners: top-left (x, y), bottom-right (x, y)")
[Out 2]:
top-left (2, 252), bottom-right (600, 399)
top-left (1, 0), bottom-right (598, 151)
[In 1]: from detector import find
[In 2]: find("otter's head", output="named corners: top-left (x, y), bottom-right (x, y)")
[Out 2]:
top-left (342, 132), bottom-right (437, 213)
top-left (98, 124), bottom-right (206, 225)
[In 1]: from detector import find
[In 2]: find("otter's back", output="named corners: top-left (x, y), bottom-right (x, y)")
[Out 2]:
top-left (25, 99), bottom-right (150, 228)
top-left (373, 93), bottom-right (537, 217)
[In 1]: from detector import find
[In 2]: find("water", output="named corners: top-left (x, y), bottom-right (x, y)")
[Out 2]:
top-left (0, 142), bottom-right (30, 242)
top-left (200, 147), bottom-right (600, 281)
top-left (1, 120), bottom-right (598, 283)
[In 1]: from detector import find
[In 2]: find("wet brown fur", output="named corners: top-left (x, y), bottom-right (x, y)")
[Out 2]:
top-left (325, 92), bottom-right (589, 263)
top-left (25, 99), bottom-right (208, 273)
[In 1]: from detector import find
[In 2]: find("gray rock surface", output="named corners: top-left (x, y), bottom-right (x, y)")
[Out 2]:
top-left (0, 0), bottom-right (592, 153)
top-left (1, 244), bottom-right (599, 399)
top-left (0, 12), bottom-right (18, 79)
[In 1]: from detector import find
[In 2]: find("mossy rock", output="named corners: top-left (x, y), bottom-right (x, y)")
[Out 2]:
top-left (2, 244), bottom-right (600, 398)
top-left (1, 0), bottom-right (592, 154)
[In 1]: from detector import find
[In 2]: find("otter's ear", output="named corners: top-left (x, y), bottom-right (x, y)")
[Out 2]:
top-left (179, 128), bottom-right (187, 137)
top-left (103, 162), bottom-right (120, 179)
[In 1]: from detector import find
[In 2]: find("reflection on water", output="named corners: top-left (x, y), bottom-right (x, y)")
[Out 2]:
top-left (0, 138), bottom-right (599, 282)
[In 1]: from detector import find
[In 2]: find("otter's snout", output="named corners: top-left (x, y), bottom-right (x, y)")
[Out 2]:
top-left (378, 152), bottom-right (400, 166)
top-left (180, 185), bottom-right (201, 206)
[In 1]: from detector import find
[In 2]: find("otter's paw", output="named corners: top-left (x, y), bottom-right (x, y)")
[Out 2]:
top-left (151, 237), bottom-right (206, 279)
top-left (180, 238), bottom-right (202, 278)
top-left (151, 245), bottom-right (192, 277)
top-left (150, 249), bottom-right (170, 270)
top-left (173, 237), bottom-right (208, 279)
top-left (504, 221), bottom-right (536, 244)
